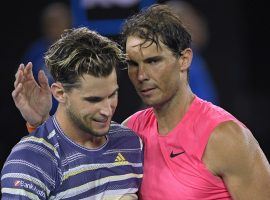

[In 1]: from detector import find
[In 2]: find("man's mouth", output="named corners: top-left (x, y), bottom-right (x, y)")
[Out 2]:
top-left (140, 87), bottom-right (156, 96)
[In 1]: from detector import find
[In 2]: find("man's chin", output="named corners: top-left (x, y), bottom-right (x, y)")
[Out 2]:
top-left (91, 127), bottom-right (110, 137)
top-left (141, 99), bottom-right (156, 107)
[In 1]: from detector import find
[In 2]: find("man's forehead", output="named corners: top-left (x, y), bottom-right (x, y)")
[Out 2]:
top-left (77, 73), bottom-right (118, 95)
top-left (126, 36), bottom-right (163, 54)
top-left (127, 36), bottom-right (159, 47)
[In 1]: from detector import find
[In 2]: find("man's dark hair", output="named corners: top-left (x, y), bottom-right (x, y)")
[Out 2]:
top-left (121, 4), bottom-right (191, 57)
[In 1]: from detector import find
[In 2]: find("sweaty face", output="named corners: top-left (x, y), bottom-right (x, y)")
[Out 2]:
top-left (64, 70), bottom-right (118, 137)
top-left (126, 36), bottom-right (184, 107)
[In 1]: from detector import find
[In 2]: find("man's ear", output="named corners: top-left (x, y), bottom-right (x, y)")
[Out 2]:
top-left (51, 82), bottom-right (66, 103)
top-left (179, 48), bottom-right (193, 71)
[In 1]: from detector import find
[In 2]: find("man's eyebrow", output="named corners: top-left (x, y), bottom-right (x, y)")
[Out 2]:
top-left (83, 88), bottom-right (119, 101)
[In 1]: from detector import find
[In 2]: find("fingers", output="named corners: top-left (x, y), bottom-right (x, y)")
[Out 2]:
top-left (16, 63), bottom-right (24, 76)
top-left (12, 82), bottom-right (23, 104)
top-left (14, 64), bottom-right (24, 88)
top-left (14, 62), bottom-right (34, 85)
top-left (24, 62), bottom-right (34, 79)
top-left (38, 70), bottom-right (50, 90)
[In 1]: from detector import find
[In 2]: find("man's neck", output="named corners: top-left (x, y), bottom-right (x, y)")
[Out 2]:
top-left (154, 89), bottom-right (195, 135)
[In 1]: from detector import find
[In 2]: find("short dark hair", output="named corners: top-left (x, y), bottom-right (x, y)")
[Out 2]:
top-left (45, 27), bottom-right (125, 91)
top-left (121, 4), bottom-right (191, 57)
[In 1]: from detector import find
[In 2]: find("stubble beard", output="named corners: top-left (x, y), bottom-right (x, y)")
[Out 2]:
top-left (66, 107), bottom-right (109, 138)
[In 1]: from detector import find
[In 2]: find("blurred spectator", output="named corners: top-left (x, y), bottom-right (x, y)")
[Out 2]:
top-left (22, 2), bottom-right (72, 115)
top-left (166, 0), bottom-right (219, 104)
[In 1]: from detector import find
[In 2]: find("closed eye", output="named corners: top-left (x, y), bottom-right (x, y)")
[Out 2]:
top-left (127, 60), bottom-right (138, 67)
top-left (84, 96), bottom-right (102, 103)
top-left (83, 88), bottom-right (118, 103)
top-left (145, 57), bottom-right (162, 65)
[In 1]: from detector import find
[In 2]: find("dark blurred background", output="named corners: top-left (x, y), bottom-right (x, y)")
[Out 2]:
top-left (0, 0), bottom-right (269, 170)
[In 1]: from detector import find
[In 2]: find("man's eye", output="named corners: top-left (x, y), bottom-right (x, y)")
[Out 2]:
top-left (86, 97), bottom-right (101, 103)
top-left (148, 59), bottom-right (159, 64)
top-left (127, 61), bottom-right (138, 67)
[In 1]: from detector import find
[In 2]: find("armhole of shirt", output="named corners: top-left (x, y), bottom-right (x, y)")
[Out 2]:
top-left (127, 111), bottom-right (142, 131)
top-left (197, 116), bottom-right (237, 160)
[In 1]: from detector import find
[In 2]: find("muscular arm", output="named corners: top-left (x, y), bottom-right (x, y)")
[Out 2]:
top-left (203, 121), bottom-right (270, 200)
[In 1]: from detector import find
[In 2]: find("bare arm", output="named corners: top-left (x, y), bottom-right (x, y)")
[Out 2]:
top-left (203, 121), bottom-right (270, 200)
top-left (12, 62), bottom-right (52, 127)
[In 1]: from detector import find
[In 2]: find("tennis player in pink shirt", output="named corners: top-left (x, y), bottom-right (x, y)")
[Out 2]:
top-left (121, 4), bottom-right (270, 199)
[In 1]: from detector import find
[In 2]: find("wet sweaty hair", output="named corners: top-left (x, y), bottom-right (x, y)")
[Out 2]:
top-left (121, 4), bottom-right (191, 57)
top-left (44, 27), bottom-right (125, 91)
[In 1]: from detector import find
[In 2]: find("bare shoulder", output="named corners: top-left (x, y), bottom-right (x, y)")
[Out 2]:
top-left (203, 120), bottom-right (267, 174)
top-left (203, 120), bottom-right (270, 199)
top-left (121, 115), bottom-right (132, 127)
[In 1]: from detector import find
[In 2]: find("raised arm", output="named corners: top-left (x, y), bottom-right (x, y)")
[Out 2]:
top-left (203, 121), bottom-right (270, 200)
top-left (12, 62), bottom-right (52, 127)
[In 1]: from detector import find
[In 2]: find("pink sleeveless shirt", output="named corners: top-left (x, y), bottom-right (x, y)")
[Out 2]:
top-left (127, 96), bottom-right (238, 200)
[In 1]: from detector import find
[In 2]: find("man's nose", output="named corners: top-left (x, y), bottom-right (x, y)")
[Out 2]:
top-left (100, 99), bottom-right (113, 117)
